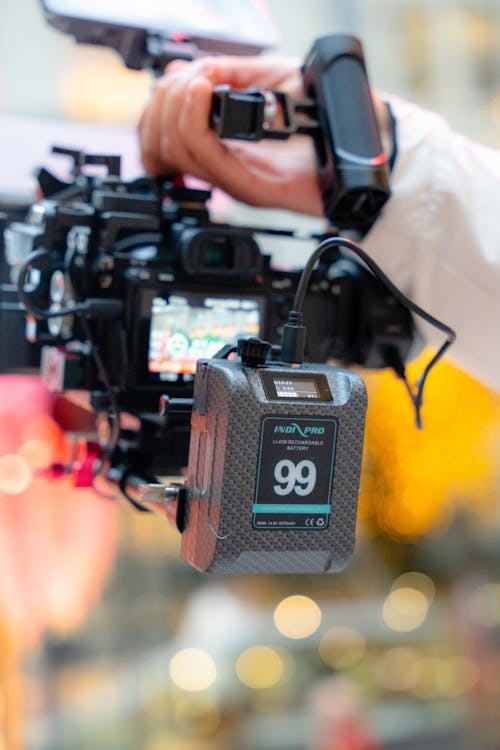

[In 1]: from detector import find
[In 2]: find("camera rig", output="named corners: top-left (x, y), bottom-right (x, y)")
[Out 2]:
top-left (3, 145), bottom-right (417, 477)
top-left (1, 29), bottom-right (456, 573)
top-left (211, 35), bottom-right (391, 231)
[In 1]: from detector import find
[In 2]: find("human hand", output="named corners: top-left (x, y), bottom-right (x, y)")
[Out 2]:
top-left (138, 55), bottom-right (324, 216)
top-left (138, 55), bottom-right (394, 217)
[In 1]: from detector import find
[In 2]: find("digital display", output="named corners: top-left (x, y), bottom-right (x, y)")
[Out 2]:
top-left (261, 372), bottom-right (333, 402)
top-left (274, 378), bottom-right (320, 399)
top-left (148, 294), bottom-right (260, 378)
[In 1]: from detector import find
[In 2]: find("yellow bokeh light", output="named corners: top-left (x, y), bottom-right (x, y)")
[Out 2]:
top-left (376, 647), bottom-right (422, 692)
top-left (273, 595), bottom-right (322, 639)
top-left (143, 736), bottom-right (212, 750)
top-left (411, 657), bottom-right (442, 700)
top-left (169, 649), bottom-right (217, 692)
top-left (382, 587), bottom-right (429, 632)
top-left (236, 646), bottom-right (285, 689)
top-left (19, 439), bottom-right (53, 470)
top-left (0, 453), bottom-right (33, 494)
top-left (59, 52), bottom-right (151, 124)
top-left (171, 694), bottom-right (221, 736)
top-left (392, 572), bottom-right (435, 602)
top-left (435, 656), bottom-right (480, 697)
top-left (318, 627), bottom-right (366, 670)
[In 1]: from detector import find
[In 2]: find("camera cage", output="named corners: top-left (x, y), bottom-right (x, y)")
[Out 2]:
top-left (1, 9), bottom-right (456, 537)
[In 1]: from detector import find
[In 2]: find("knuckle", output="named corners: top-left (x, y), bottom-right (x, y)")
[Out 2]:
top-left (164, 59), bottom-right (188, 75)
top-left (194, 56), bottom-right (219, 79)
top-left (159, 134), bottom-right (176, 165)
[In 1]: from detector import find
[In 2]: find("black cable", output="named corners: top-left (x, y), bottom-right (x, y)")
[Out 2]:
top-left (80, 318), bottom-right (121, 450)
top-left (284, 235), bottom-right (456, 429)
top-left (17, 247), bottom-right (122, 480)
top-left (65, 251), bottom-right (122, 484)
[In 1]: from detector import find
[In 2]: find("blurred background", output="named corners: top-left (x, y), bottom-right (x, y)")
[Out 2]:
top-left (1, 1), bottom-right (500, 749)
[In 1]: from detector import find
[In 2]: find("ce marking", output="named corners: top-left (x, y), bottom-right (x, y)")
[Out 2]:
top-left (305, 517), bottom-right (326, 528)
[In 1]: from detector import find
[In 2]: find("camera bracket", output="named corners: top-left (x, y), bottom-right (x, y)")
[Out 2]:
top-left (211, 35), bottom-right (391, 231)
top-left (211, 87), bottom-right (319, 142)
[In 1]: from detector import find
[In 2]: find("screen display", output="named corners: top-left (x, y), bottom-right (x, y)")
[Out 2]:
top-left (148, 294), bottom-right (260, 378)
top-left (41, 0), bottom-right (278, 49)
top-left (261, 372), bottom-right (333, 402)
top-left (274, 377), bottom-right (321, 399)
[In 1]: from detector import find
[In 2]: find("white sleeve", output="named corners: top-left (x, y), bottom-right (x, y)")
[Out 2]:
top-left (362, 95), bottom-right (500, 392)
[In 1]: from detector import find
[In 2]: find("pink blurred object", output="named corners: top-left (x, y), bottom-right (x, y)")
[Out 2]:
top-left (308, 678), bottom-right (383, 750)
top-left (72, 440), bottom-right (102, 488)
top-left (0, 375), bottom-right (119, 646)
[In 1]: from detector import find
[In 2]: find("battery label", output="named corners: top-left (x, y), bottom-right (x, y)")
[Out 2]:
top-left (253, 416), bottom-right (338, 530)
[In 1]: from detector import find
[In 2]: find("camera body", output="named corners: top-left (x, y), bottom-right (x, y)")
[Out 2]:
top-left (5, 165), bottom-right (415, 423)
top-left (6, 177), bottom-right (261, 404)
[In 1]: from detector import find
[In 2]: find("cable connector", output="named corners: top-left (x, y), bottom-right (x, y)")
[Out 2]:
top-left (281, 310), bottom-right (306, 365)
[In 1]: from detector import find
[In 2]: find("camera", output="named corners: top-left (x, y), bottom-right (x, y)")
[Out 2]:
top-left (1, 3), bottom-right (453, 574)
top-left (3, 155), bottom-right (415, 483)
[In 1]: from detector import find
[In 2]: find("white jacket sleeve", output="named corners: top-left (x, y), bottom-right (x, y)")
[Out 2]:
top-left (363, 95), bottom-right (500, 392)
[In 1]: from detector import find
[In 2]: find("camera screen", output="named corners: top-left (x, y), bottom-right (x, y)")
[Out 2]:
top-left (148, 294), bottom-right (260, 379)
top-left (41, 0), bottom-right (278, 50)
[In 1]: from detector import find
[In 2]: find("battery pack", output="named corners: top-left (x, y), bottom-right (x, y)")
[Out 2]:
top-left (180, 358), bottom-right (367, 574)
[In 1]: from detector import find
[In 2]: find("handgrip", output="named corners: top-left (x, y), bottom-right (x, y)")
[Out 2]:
top-left (301, 34), bottom-right (391, 229)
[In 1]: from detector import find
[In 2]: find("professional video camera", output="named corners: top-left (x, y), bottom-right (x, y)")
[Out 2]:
top-left (0, 1), bottom-right (455, 574)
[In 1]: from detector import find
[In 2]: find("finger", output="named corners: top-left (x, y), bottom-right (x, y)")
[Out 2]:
top-left (139, 62), bottom-right (204, 174)
top-left (139, 70), bottom-right (210, 179)
top-left (192, 55), bottom-right (302, 95)
top-left (163, 59), bottom-right (190, 75)
top-left (156, 71), bottom-right (214, 182)
top-left (139, 53), bottom-right (302, 176)
top-left (179, 76), bottom-right (282, 207)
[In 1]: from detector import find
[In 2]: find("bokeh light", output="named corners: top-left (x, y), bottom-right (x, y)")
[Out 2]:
top-left (21, 414), bottom-right (66, 463)
top-left (382, 587), bottom-right (430, 632)
top-left (273, 595), bottom-right (322, 639)
top-left (171, 694), bottom-right (221, 736)
top-left (468, 583), bottom-right (500, 627)
top-left (59, 54), bottom-right (150, 124)
top-left (0, 453), bottom-right (33, 494)
top-left (435, 656), bottom-right (480, 697)
top-left (18, 439), bottom-right (53, 470)
top-left (169, 649), bottom-right (217, 692)
top-left (318, 627), bottom-right (366, 669)
top-left (376, 647), bottom-right (422, 692)
top-left (236, 646), bottom-right (285, 689)
top-left (392, 572), bottom-right (436, 603)
top-left (411, 656), bottom-right (442, 700)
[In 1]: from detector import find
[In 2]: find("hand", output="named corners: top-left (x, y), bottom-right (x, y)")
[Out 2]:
top-left (138, 56), bottom-right (324, 216)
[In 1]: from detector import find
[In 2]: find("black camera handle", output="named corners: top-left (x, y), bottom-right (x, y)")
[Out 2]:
top-left (211, 34), bottom-right (391, 231)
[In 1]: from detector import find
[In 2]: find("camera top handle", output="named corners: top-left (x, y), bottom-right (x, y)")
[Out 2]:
top-left (211, 34), bottom-right (391, 231)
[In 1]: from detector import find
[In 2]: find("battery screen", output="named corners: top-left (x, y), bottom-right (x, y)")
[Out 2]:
top-left (274, 378), bottom-right (319, 399)
top-left (261, 372), bottom-right (332, 402)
